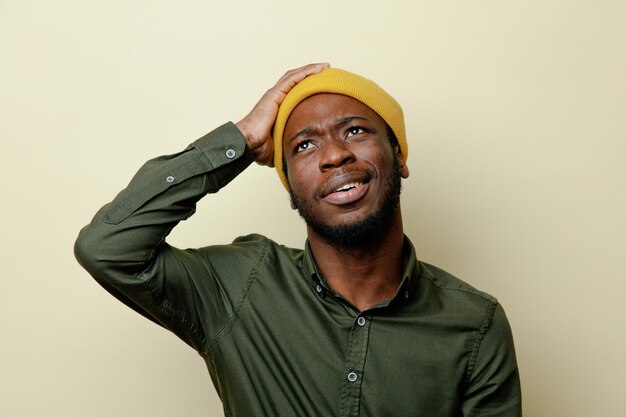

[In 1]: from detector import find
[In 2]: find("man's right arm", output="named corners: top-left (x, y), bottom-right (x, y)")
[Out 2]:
top-left (74, 63), bottom-right (330, 352)
top-left (74, 122), bottom-right (254, 351)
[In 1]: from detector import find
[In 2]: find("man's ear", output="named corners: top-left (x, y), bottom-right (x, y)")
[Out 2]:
top-left (394, 144), bottom-right (410, 178)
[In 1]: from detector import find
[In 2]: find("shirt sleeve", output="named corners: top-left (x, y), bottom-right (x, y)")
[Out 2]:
top-left (461, 302), bottom-right (523, 417)
top-left (74, 122), bottom-right (255, 352)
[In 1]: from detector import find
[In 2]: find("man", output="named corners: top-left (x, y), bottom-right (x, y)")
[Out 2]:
top-left (75, 63), bottom-right (521, 416)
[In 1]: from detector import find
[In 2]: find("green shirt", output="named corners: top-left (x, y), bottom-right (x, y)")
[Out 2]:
top-left (75, 122), bottom-right (521, 417)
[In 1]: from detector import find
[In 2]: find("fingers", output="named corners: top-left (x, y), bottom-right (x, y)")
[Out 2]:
top-left (276, 63), bottom-right (331, 85)
top-left (272, 63), bottom-right (330, 98)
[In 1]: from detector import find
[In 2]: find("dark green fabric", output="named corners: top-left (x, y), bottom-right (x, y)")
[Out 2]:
top-left (75, 122), bottom-right (521, 417)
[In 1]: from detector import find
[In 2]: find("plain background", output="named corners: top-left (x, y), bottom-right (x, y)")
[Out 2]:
top-left (2, 1), bottom-right (625, 416)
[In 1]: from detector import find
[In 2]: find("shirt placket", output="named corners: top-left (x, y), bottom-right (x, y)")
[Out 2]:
top-left (339, 313), bottom-right (371, 417)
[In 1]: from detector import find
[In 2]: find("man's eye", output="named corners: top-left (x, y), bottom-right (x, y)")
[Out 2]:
top-left (346, 127), bottom-right (365, 138)
top-left (295, 140), bottom-right (312, 153)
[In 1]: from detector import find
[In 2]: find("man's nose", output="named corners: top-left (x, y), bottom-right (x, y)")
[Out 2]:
top-left (318, 138), bottom-right (356, 171)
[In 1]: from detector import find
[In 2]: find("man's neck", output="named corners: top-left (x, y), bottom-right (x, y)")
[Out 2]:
top-left (307, 215), bottom-right (407, 312)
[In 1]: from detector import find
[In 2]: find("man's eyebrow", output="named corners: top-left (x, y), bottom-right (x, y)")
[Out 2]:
top-left (287, 127), bottom-right (315, 145)
top-left (287, 116), bottom-right (373, 145)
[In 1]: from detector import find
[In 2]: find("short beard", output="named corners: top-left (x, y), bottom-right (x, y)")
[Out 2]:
top-left (289, 158), bottom-right (402, 248)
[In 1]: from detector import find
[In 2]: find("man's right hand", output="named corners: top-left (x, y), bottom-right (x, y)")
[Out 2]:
top-left (236, 63), bottom-right (330, 166)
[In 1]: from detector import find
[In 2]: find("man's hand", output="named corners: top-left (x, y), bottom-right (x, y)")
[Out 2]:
top-left (236, 63), bottom-right (330, 166)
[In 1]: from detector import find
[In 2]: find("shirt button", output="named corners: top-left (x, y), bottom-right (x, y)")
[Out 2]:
top-left (225, 148), bottom-right (236, 159)
top-left (315, 284), bottom-right (322, 293)
top-left (166, 176), bottom-right (175, 183)
top-left (347, 372), bottom-right (358, 382)
top-left (357, 317), bottom-right (366, 327)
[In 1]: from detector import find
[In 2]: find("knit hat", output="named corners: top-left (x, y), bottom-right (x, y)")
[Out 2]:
top-left (272, 67), bottom-right (407, 190)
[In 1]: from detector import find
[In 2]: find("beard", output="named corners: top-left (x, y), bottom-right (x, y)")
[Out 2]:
top-left (289, 158), bottom-right (402, 247)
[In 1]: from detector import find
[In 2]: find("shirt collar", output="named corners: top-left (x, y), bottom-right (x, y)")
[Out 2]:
top-left (301, 236), bottom-right (421, 308)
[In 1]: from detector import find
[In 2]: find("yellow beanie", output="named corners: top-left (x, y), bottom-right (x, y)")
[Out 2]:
top-left (272, 68), bottom-right (407, 190)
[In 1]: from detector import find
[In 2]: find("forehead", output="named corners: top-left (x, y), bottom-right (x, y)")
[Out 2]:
top-left (284, 93), bottom-right (385, 134)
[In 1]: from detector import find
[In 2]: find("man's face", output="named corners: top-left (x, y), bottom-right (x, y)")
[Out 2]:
top-left (283, 93), bottom-right (409, 245)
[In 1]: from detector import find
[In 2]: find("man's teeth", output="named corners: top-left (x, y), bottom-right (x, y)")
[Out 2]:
top-left (335, 182), bottom-right (362, 192)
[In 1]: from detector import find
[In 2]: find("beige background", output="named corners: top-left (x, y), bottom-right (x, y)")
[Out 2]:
top-left (2, 1), bottom-right (625, 416)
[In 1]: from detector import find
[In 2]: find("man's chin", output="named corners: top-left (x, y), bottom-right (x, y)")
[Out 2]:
top-left (303, 210), bottom-right (391, 247)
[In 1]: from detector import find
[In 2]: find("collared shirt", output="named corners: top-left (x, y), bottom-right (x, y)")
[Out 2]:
top-left (75, 122), bottom-right (522, 417)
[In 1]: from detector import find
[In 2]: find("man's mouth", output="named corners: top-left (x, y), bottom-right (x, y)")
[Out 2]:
top-left (334, 182), bottom-right (363, 193)
top-left (322, 177), bottom-right (370, 205)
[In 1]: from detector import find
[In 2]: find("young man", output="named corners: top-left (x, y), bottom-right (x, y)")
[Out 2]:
top-left (75, 64), bottom-right (521, 416)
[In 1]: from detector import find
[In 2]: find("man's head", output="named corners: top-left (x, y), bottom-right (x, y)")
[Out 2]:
top-left (272, 68), bottom-right (409, 246)
top-left (272, 68), bottom-right (408, 190)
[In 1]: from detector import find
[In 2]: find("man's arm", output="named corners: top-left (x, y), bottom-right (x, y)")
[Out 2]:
top-left (74, 64), bottom-right (329, 351)
top-left (74, 123), bottom-right (254, 350)
top-left (462, 303), bottom-right (523, 416)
